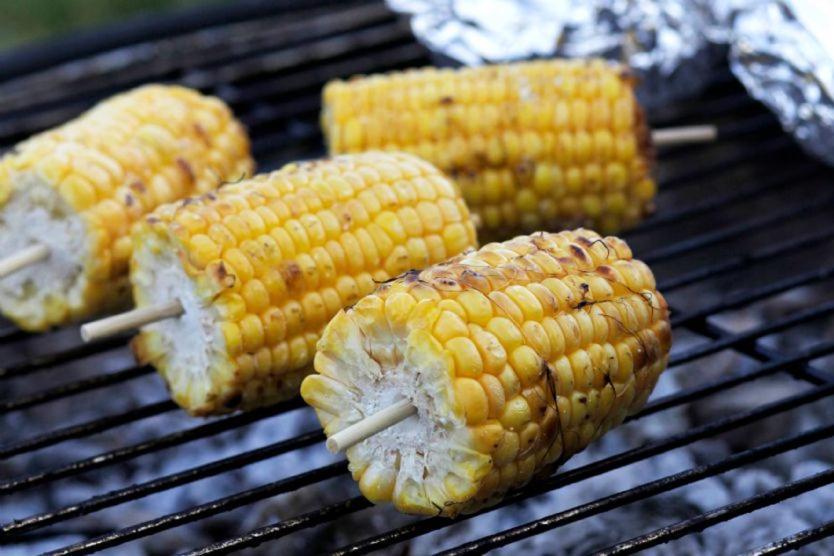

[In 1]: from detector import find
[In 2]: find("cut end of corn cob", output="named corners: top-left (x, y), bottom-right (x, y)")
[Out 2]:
top-left (0, 84), bottom-right (253, 331)
top-left (0, 175), bottom-right (94, 331)
top-left (322, 59), bottom-right (656, 239)
top-left (301, 229), bottom-right (671, 516)
top-left (131, 151), bottom-right (478, 416)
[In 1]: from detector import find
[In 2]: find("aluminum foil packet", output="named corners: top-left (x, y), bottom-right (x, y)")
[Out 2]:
top-left (729, 0), bottom-right (834, 165)
top-left (386, 0), bottom-right (717, 108)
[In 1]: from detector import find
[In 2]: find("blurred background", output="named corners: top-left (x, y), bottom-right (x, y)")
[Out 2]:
top-left (0, 0), bottom-right (218, 50)
top-left (3, 1), bottom-right (834, 554)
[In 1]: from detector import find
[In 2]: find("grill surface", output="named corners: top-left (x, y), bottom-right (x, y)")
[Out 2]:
top-left (2, 1), bottom-right (834, 554)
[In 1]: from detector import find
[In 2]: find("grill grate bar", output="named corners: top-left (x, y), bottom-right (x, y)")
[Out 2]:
top-left (178, 383), bottom-right (834, 555)
top-left (45, 462), bottom-right (349, 556)
top-left (2, 431), bottom-right (325, 535)
top-left (0, 2), bottom-right (388, 114)
top-left (648, 74), bottom-right (744, 126)
top-left (0, 398), bottom-right (304, 495)
top-left (667, 300), bottom-right (834, 368)
top-left (435, 422), bottom-right (834, 556)
top-left (1, 205), bottom-right (828, 473)
top-left (238, 44), bottom-right (427, 134)
top-left (0, 22), bottom-right (417, 146)
top-left (232, 40), bottom-right (427, 113)
top-left (658, 226), bottom-right (834, 292)
top-left (629, 339), bottom-right (834, 422)
top-left (189, 20), bottom-right (412, 92)
top-left (0, 400), bottom-right (176, 460)
top-left (702, 112), bottom-right (779, 141)
top-left (633, 165), bottom-right (819, 235)
top-left (0, 365), bottom-right (152, 414)
top-left (743, 520), bottom-right (834, 556)
top-left (0, 325), bottom-right (27, 343)
top-left (0, 4), bottom-right (831, 553)
top-left (0, 4), bottom-right (396, 113)
top-left (0, 335), bottom-right (128, 378)
top-left (0, 0), bottom-right (347, 82)
top-left (319, 383), bottom-right (834, 556)
top-left (681, 308), bottom-right (834, 387)
top-left (642, 195), bottom-right (834, 265)
top-left (5, 312), bottom-right (828, 539)
top-left (658, 136), bottom-right (794, 192)
top-left (2, 243), bottom-right (826, 455)
top-left (663, 89), bottom-right (757, 123)
top-left (593, 468), bottom-right (834, 556)
top-left (671, 262), bottom-right (834, 329)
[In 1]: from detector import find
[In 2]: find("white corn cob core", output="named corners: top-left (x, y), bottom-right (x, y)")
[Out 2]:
top-left (0, 175), bottom-right (89, 325)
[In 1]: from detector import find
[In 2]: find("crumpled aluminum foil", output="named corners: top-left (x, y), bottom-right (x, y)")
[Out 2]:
top-left (386, 0), bottom-right (716, 108)
top-left (729, 0), bottom-right (834, 165)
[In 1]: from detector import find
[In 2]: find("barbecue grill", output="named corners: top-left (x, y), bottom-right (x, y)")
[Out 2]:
top-left (2, 1), bottom-right (834, 554)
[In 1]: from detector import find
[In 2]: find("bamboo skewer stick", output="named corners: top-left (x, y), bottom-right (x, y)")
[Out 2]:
top-left (651, 124), bottom-right (718, 146)
top-left (80, 299), bottom-right (184, 342)
top-left (325, 399), bottom-right (418, 453)
top-left (0, 244), bottom-right (50, 279)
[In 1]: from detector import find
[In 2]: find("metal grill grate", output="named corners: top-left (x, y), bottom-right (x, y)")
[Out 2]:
top-left (2, 1), bottom-right (834, 554)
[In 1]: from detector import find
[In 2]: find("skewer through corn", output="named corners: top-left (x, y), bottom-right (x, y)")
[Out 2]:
top-left (127, 151), bottom-right (478, 415)
top-left (301, 229), bottom-right (671, 516)
top-left (322, 59), bottom-right (658, 238)
top-left (0, 85), bottom-right (253, 330)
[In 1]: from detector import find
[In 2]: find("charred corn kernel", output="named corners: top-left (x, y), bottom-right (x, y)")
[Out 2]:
top-left (131, 151), bottom-right (478, 416)
top-left (323, 60), bottom-right (656, 239)
top-left (0, 85), bottom-right (253, 330)
top-left (302, 229), bottom-right (670, 516)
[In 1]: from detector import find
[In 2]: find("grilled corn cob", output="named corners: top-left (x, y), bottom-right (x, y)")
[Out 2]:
top-left (130, 151), bottom-right (478, 415)
top-left (322, 59), bottom-right (655, 238)
top-left (301, 229), bottom-right (671, 516)
top-left (0, 85), bottom-right (253, 331)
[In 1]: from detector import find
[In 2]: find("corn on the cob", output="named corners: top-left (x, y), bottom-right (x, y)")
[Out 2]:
top-left (130, 151), bottom-right (478, 415)
top-left (0, 85), bottom-right (253, 331)
top-left (322, 59), bottom-right (656, 239)
top-left (301, 229), bottom-right (671, 517)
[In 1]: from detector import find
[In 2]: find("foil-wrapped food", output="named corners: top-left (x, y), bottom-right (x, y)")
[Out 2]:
top-left (389, 0), bottom-right (834, 167)
top-left (729, 0), bottom-right (834, 165)
top-left (386, 0), bottom-right (717, 107)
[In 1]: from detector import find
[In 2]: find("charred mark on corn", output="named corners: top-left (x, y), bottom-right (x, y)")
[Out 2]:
top-left (132, 151), bottom-right (478, 415)
top-left (322, 59), bottom-right (657, 239)
top-left (0, 84), bottom-right (253, 330)
top-left (302, 228), bottom-right (670, 517)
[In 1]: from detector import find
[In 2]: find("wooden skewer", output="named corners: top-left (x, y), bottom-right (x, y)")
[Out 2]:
top-left (80, 299), bottom-right (184, 342)
top-left (651, 124), bottom-right (717, 146)
top-left (326, 398), bottom-right (417, 453)
top-left (0, 244), bottom-right (50, 279)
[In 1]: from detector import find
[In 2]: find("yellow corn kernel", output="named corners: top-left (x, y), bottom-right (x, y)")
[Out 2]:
top-left (471, 327), bottom-right (508, 374)
top-left (509, 345), bottom-right (542, 386)
top-left (487, 317), bottom-right (525, 352)
top-left (455, 377), bottom-right (490, 425)
top-left (302, 229), bottom-right (671, 517)
top-left (323, 60), bottom-right (656, 240)
top-left (131, 151), bottom-right (478, 416)
top-left (479, 373), bottom-right (506, 418)
top-left (0, 85), bottom-right (254, 331)
top-left (447, 336), bottom-right (484, 378)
